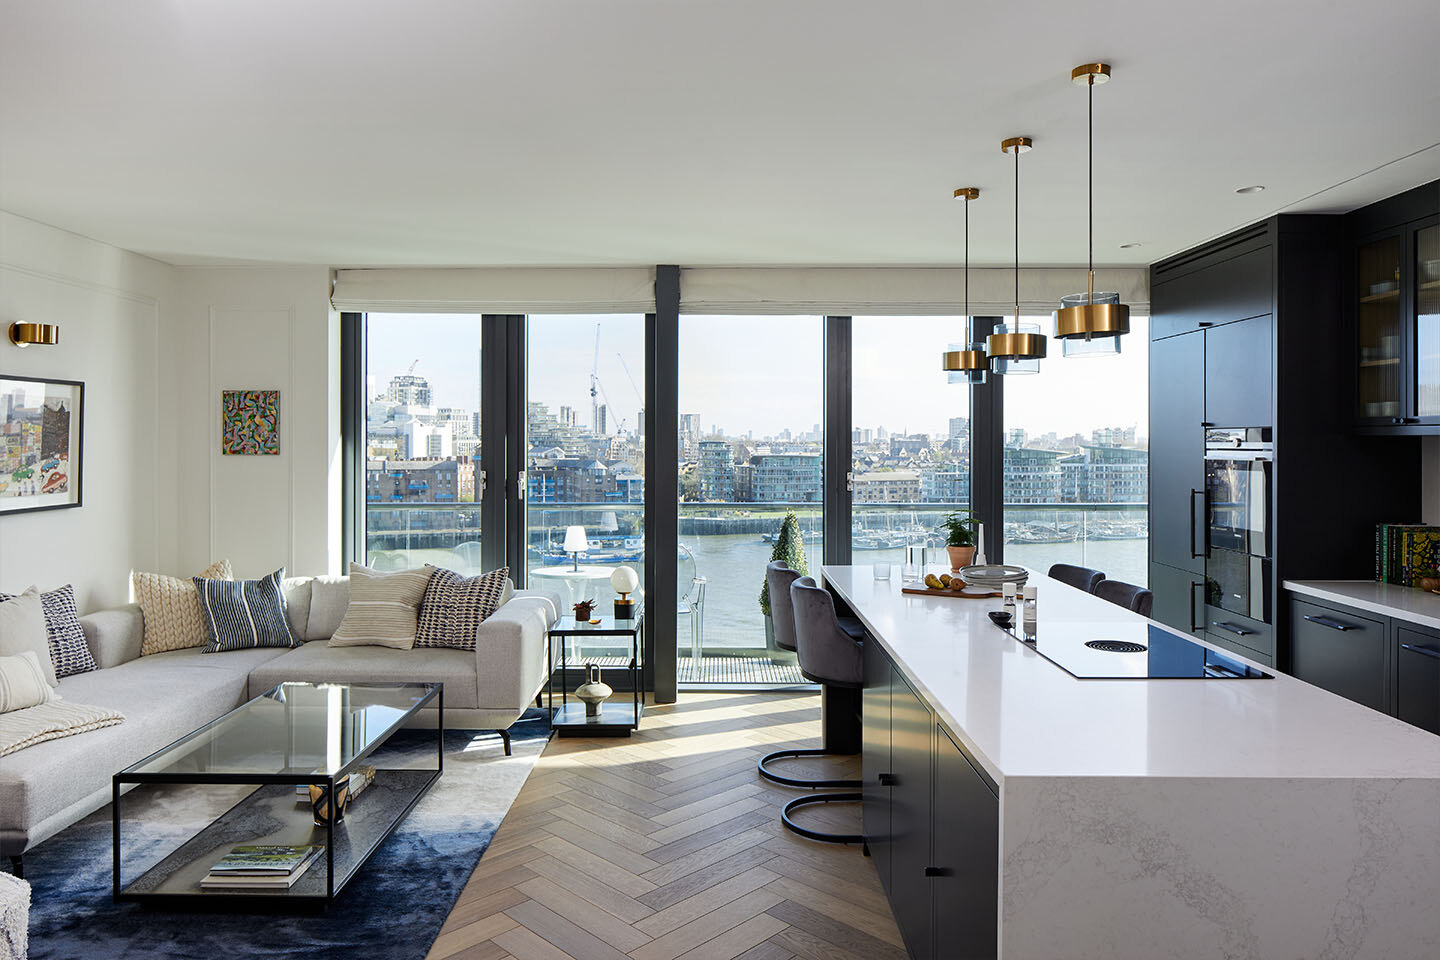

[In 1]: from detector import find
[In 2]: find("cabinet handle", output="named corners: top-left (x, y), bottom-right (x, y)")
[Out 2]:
top-left (1189, 489), bottom-right (1207, 558)
top-left (1189, 581), bottom-right (1204, 632)
top-left (1200, 421), bottom-right (1216, 428)
top-left (1197, 322), bottom-right (1213, 328)
top-left (878, 773), bottom-right (897, 786)
top-left (1303, 614), bottom-right (1354, 632)
top-left (924, 866), bottom-right (951, 878)
top-left (1211, 620), bottom-right (1256, 637)
top-left (1403, 417), bottom-right (1422, 424)
top-left (1400, 643), bottom-right (1440, 661)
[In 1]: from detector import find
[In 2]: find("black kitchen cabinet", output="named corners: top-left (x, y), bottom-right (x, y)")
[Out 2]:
top-left (1204, 314), bottom-right (1273, 429)
top-left (1149, 332), bottom-right (1206, 575)
top-left (1150, 241), bottom-right (1271, 339)
top-left (890, 676), bottom-right (934, 960)
top-left (1289, 597), bottom-right (1390, 713)
top-left (1396, 626), bottom-right (1440, 735)
top-left (1149, 561), bottom-right (1204, 638)
top-left (862, 641), bottom-right (893, 892)
top-left (931, 728), bottom-right (998, 960)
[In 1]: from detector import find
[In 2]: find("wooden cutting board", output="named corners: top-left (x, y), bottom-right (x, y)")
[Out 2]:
top-left (901, 584), bottom-right (1002, 599)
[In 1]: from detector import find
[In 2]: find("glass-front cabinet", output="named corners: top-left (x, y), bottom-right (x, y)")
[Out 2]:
top-left (1355, 235), bottom-right (1403, 423)
top-left (1354, 211), bottom-right (1440, 431)
top-left (1415, 224), bottom-right (1440, 419)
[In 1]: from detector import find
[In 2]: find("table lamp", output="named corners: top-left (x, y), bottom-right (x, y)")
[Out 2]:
top-left (563, 525), bottom-right (588, 571)
top-left (611, 565), bottom-right (639, 620)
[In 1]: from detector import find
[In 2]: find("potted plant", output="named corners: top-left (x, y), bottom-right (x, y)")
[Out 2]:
top-left (760, 511), bottom-right (809, 651)
top-left (942, 510), bottom-right (977, 571)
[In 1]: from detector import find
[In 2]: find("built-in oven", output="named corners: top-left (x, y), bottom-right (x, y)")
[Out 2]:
top-left (1203, 428), bottom-right (1272, 623)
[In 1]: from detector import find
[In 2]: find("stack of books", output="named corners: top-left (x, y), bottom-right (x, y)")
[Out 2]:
top-left (200, 844), bottom-right (324, 890)
top-left (1375, 524), bottom-right (1440, 585)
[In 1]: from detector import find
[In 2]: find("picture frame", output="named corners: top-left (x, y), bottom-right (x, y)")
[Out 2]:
top-left (221, 389), bottom-right (281, 455)
top-left (0, 374), bottom-right (84, 516)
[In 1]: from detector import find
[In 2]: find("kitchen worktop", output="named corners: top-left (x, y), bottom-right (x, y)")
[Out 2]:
top-left (1285, 578), bottom-right (1440, 631)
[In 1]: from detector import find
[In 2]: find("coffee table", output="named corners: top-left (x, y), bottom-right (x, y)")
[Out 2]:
top-left (112, 681), bottom-right (441, 907)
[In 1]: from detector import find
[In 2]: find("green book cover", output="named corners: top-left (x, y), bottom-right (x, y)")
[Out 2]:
top-left (211, 844), bottom-right (322, 874)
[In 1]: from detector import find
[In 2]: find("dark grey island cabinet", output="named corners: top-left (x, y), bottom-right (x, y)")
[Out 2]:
top-left (863, 641), bottom-right (998, 960)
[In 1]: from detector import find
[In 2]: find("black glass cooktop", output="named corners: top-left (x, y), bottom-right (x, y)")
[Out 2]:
top-left (1005, 621), bottom-right (1273, 680)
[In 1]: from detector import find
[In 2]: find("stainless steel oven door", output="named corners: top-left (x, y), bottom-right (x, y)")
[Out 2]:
top-left (1204, 453), bottom-right (1270, 558)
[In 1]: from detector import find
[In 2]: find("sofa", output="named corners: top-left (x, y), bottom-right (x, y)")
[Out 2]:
top-left (0, 575), bottom-right (558, 869)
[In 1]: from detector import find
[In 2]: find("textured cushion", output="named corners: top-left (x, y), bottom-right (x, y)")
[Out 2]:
top-left (133, 559), bottom-right (233, 655)
top-left (0, 652), bottom-right (53, 713)
top-left (0, 589), bottom-right (57, 688)
top-left (248, 640), bottom-right (480, 709)
top-left (415, 566), bottom-right (510, 650)
top-left (281, 577), bottom-right (312, 640)
top-left (328, 564), bottom-right (432, 650)
top-left (305, 576), bottom-right (351, 640)
top-left (0, 584), bottom-right (95, 678)
top-left (195, 568), bottom-right (303, 653)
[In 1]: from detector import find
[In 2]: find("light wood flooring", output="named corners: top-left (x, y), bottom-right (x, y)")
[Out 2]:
top-left (425, 691), bottom-right (904, 960)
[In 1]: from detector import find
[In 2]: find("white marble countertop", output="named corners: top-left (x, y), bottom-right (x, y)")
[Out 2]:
top-left (824, 564), bottom-right (1440, 783)
top-left (1284, 579), bottom-right (1440, 632)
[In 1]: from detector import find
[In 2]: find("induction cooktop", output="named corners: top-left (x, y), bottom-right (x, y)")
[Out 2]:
top-left (1004, 621), bottom-right (1273, 680)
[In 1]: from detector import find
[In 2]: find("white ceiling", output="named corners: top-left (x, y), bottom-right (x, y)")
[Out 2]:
top-left (1, 0), bottom-right (1437, 268)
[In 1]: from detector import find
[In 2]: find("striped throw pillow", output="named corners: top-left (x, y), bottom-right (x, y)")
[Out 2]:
top-left (414, 566), bottom-right (510, 650)
top-left (328, 563), bottom-right (434, 650)
top-left (0, 583), bottom-right (96, 678)
top-left (194, 568), bottom-right (302, 653)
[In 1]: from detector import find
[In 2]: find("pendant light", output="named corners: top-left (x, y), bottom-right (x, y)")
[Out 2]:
top-left (988, 137), bottom-right (1046, 374)
top-left (1054, 62), bottom-right (1130, 357)
top-left (942, 187), bottom-right (989, 385)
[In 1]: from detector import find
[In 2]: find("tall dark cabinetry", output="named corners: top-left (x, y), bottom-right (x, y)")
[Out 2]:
top-left (1149, 217), bottom-right (1420, 669)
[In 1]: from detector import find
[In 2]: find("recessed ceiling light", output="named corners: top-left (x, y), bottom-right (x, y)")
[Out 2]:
top-left (1119, 242), bottom-right (1142, 249)
top-left (1235, 185), bottom-right (1266, 194)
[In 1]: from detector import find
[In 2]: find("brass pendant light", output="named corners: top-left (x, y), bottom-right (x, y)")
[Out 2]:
top-left (1055, 62), bottom-right (1130, 357)
top-left (988, 137), bottom-right (1046, 374)
top-left (942, 187), bottom-right (989, 385)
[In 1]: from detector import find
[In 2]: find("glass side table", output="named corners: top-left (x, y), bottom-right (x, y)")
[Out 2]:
top-left (546, 607), bottom-right (643, 737)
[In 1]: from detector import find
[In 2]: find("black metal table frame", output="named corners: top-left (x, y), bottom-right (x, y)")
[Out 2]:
top-left (112, 682), bottom-right (442, 908)
top-left (546, 612), bottom-right (644, 734)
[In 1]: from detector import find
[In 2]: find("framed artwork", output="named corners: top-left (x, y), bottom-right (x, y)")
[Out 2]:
top-left (221, 389), bottom-right (280, 455)
top-left (0, 375), bottom-right (84, 516)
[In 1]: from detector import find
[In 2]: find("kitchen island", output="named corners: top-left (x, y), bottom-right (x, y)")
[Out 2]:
top-left (824, 564), bottom-right (1440, 960)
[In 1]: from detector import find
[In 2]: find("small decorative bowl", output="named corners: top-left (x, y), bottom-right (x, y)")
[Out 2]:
top-left (987, 611), bottom-right (1015, 628)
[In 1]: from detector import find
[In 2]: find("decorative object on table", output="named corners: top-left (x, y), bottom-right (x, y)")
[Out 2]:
top-left (0, 375), bottom-right (83, 515)
top-left (959, 564), bottom-right (1029, 591)
top-left (309, 776), bottom-right (351, 826)
top-left (202, 843), bottom-right (324, 890)
top-left (296, 764), bottom-right (375, 803)
top-left (759, 511), bottom-right (809, 646)
top-left (7, 322), bottom-right (58, 348)
top-left (572, 598), bottom-right (596, 620)
top-left (563, 525), bottom-right (588, 570)
top-left (414, 565), bottom-right (510, 649)
top-left (610, 565), bottom-right (639, 619)
top-left (987, 610), bottom-right (1015, 628)
top-left (942, 510), bottom-right (978, 570)
top-left (0, 583), bottom-right (96, 678)
top-left (903, 573), bottom-right (999, 599)
top-left (0, 870), bottom-right (29, 960)
top-left (193, 567), bottom-right (302, 653)
top-left (132, 559), bottom-right (233, 655)
top-left (220, 389), bottom-right (280, 455)
top-left (973, 521), bottom-right (987, 565)
top-left (574, 663), bottom-right (613, 718)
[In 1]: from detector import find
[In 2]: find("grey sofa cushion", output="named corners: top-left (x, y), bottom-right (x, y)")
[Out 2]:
top-left (0, 647), bottom-right (285, 839)
top-left (305, 576), bottom-right (350, 641)
top-left (247, 641), bottom-right (480, 708)
top-left (79, 605), bottom-right (145, 669)
top-left (281, 578), bottom-right (312, 641)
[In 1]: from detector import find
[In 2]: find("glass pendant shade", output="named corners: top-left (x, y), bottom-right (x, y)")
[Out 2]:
top-left (944, 339), bottom-right (988, 385)
top-left (988, 320), bottom-right (1045, 375)
top-left (1056, 291), bottom-right (1128, 357)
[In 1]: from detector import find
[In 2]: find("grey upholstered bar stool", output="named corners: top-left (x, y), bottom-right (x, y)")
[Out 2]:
top-left (1048, 562), bottom-right (1105, 594)
top-left (1095, 579), bottom-right (1154, 617)
top-left (777, 576), bottom-right (864, 844)
top-left (757, 562), bottom-right (862, 790)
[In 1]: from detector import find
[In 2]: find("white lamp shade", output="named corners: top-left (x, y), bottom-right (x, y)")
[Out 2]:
top-left (563, 525), bottom-right (588, 553)
top-left (610, 565), bottom-right (639, 595)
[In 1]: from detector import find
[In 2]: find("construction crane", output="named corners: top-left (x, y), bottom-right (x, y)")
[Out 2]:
top-left (589, 325), bottom-right (601, 432)
top-left (407, 359), bottom-right (419, 376)
top-left (618, 353), bottom-right (643, 405)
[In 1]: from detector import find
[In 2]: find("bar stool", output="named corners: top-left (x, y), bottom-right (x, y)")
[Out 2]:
top-left (1095, 579), bottom-right (1154, 617)
top-left (1048, 562), bottom-right (1105, 594)
top-left (757, 563), bottom-right (862, 791)
top-left (778, 576), bottom-right (864, 844)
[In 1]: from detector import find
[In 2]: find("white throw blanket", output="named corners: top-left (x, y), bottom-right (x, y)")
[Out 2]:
top-left (0, 699), bottom-right (125, 757)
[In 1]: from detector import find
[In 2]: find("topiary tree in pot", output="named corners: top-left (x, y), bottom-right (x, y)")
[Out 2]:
top-left (760, 512), bottom-right (809, 652)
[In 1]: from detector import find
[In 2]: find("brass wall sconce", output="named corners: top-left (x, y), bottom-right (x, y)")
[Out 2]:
top-left (8, 322), bottom-right (60, 348)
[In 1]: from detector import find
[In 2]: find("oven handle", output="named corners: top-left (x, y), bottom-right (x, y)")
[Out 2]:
top-left (1189, 489), bottom-right (1207, 558)
top-left (1211, 620), bottom-right (1256, 637)
top-left (1303, 614), bottom-right (1354, 632)
top-left (1400, 643), bottom-right (1440, 661)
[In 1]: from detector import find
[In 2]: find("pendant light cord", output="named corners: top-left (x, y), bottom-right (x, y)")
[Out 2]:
top-left (1088, 74), bottom-right (1094, 301)
top-left (1013, 144), bottom-right (1020, 326)
top-left (964, 196), bottom-right (970, 328)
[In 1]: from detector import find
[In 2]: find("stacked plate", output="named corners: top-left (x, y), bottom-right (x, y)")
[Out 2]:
top-left (959, 564), bottom-right (1028, 590)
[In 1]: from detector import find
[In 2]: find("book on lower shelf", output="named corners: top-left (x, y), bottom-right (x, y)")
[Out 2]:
top-left (201, 844), bottom-right (323, 890)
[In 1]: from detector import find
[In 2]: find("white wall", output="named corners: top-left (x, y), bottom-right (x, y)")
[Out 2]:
top-left (0, 212), bottom-right (176, 610)
top-left (168, 267), bottom-right (339, 580)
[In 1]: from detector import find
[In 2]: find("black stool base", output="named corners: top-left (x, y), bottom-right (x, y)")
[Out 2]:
top-left (781, 792), bottom-right (863, 844)
top-left (758, 749), bottom-right (861, 789)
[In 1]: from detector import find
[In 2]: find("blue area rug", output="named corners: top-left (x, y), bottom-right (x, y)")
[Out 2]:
top-left (23, 710), bottom-right (551, 960)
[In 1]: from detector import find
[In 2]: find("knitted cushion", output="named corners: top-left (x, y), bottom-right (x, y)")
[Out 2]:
top-left (194, 568), bottom-right (303, 653)
top-left (0, 870), bottom-right (29, 960)
top-left (133, 559), bottom-right (233, 656)
top-left (414, 566), bottom-right (510, 650)
top-left (327, 563), bottom-right (433, 650)
top-left (0, 583), bottom-right (95, 678)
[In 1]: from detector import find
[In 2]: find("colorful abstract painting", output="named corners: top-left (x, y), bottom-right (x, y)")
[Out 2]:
top-left (221, 389), bottom-right (280, 455)
top-left (1, 375), bottom-right (84, 515)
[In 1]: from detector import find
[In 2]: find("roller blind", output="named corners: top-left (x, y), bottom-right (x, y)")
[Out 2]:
top-left (330, 267), bottom-right (657, 313)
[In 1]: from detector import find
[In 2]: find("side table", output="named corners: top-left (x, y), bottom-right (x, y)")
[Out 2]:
top-left (546, 609), bottom-right (644, 737)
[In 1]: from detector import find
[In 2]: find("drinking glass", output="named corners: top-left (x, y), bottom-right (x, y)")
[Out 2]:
top-left (873, 562), bottom-right (892, 581)
top-left (903, 545), bottom-right (925, 579)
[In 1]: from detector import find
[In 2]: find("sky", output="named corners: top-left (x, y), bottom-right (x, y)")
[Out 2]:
top-left (366, 313), bottom-right (1149, 441)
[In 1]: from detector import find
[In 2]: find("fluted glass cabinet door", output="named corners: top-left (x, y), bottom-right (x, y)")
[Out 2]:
top-left (1357, 235), bottom-right (1404, 421)
top-left (1415, 225), bottom-right (1440, 417)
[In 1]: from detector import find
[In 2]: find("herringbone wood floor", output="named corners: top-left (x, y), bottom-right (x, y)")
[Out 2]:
top-left (425, 692), bottom-right (904, 960)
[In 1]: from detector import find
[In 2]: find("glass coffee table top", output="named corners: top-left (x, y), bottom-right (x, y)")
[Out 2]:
top-left (122, 681), bottom-right (436, 781)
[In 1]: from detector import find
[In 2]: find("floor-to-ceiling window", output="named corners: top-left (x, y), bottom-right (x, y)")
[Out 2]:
top-left (363, 314), bottom-right (483, 572)
top-left (851, 317), bottom-right (972, 564)
top-left (1001, 315), bottom-right (1149, 583)
top-left (677, 315), bottom-right (824, 684)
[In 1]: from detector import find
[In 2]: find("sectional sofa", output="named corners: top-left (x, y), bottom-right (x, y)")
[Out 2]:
top-left (0, 575), bottom-right (559, 872)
